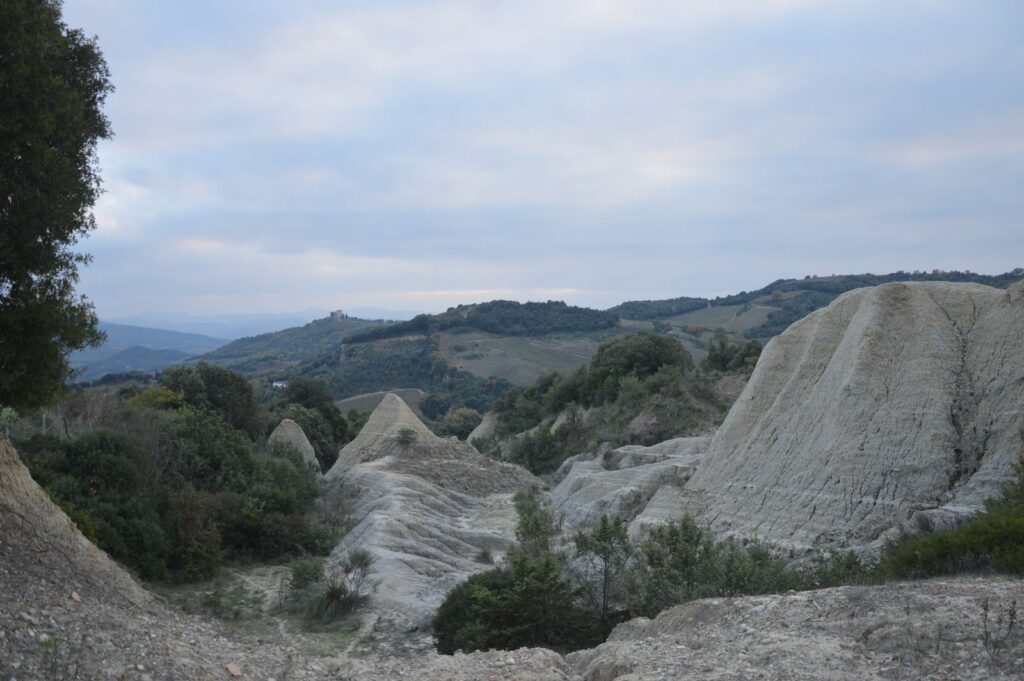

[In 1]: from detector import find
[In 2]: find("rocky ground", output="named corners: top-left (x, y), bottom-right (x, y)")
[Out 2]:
top-left (3, 556), bottom-right (1023, 681)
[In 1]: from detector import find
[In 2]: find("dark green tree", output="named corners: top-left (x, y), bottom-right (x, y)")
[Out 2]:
top-left (0, 0), bottom-right (113, 409)
top-left (573, 515), bottom-right (632, 621)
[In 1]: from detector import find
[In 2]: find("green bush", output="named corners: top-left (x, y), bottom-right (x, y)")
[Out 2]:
top-left (17, 367), bottom-right (329, 583)
top-left (626, 517), bottom-right (799, 618)
top-left (877, 460), bottom-right (1024, 579)
top-left (306, 549), bottom-right (375, 623)
top-left (289, 556), bottom-right (325, 590)
top-left (434, 488), bottom-right (607, 654)
top-left (432, 552), bottom-right (590, 654)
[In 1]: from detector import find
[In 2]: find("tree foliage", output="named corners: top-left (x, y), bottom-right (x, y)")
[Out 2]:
top-left (432, 490), bottom-right (599, 654)
top-left (347, 300), bottom-right (618, 343)
top-left (0, 0), bottom-right (113, 409)
top-left (573, 515), bottom-right (632, 621)
top-left (17, 367), bottom-right (332, 582)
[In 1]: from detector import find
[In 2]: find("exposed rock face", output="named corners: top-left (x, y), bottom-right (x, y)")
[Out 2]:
top-left (666, 281), bottom-right (1024, 553)
top-left (324, 394), bottom-right (540, 630)
top-left (467, 411), bottom-right (498, 442)
top-left (549, 437), bottom-right (708, 534)
top-left (268, 417), bottom-right (321, 474)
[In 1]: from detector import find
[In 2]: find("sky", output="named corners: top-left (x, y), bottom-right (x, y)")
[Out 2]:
top-left (62, 0), bottom-right (1024, 318)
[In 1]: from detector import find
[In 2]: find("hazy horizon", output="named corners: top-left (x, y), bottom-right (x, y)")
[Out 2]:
top-left (62, 1), bottom-right (1024, 318)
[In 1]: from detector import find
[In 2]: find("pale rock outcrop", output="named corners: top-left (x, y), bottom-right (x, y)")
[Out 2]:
top-left (467, 411), bottom-right (498, 442)
top-left (568, 577), bottom-right (1024, 681)
top-left (549, 437), bottom-right (708, 533)
top-left (660, 280), bottom-right (1024, 553)
top-left (268, 418), bottom-right (321, 475)
top-left (324, 394), bottom-right (539, 630)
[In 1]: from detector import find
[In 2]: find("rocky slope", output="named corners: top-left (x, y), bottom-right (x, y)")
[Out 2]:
top-left (673, 281), bottom-right (1024, 553)
top-left (549, 437), bottom-right (708, 534)
top-left (570, 577), bottom-right (1024, 680)
top-left (4, 447), bottom-right (1021, 681)
top-left (551, 281), bottom-right (1024, 553)
top-left (323, 393), bottom-right (540, 633)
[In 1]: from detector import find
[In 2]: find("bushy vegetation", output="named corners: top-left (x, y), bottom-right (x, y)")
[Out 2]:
top-left (487, 333), bottom-right (721, 474)
top-left (16, 366), bottom-right (334, 583)
top-left (268, 377), bottom-right (350, 470)
top-left (606, 296), bottom-right (709, 321)
top-left (435, 497), bottom-right (817, 654)
top-left (433, 490), bottom-right (608, 654)
top-left (879, 461), bottom-right (1024, 578)
top-left (702, 338), bottom-right (763, 372)
top-left (347, 300), bottom-right (618, 343)
top-left (626, 517), bottom-right (801, 617)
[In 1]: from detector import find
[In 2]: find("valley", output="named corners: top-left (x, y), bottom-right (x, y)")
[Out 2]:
top-left (4, 278), bottom-right (1023, 679)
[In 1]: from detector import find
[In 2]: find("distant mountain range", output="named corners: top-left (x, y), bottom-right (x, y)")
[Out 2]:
top-left (104, 310), bottom-right (332, 340)
top-left (106, 307), bottom-right (421, 339)
top-left (70, 322), bottom-right (229, 382)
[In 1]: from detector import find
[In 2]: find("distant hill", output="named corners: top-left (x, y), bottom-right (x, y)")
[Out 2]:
top-left (106, 310), bottom-right (331, 339)
top-left (199, 314), bottom-right (388, 374)
top-left (69, 322), bottom-right (228, 381)
top-left (347, 300), bottom-right (619, 342)
top-left (611, 269), bottom-right (1024, 338)
top-left (74, 346), bottom-right (193, 382)
top-left (192, 269), bottom-right (1022, 418)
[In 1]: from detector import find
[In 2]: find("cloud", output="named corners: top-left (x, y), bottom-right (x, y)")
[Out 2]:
top-left (59, 0), bottom-right (1024, 317)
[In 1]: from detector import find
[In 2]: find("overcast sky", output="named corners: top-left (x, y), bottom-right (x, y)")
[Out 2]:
top-left (63, 0), bottom-right (1023, 317)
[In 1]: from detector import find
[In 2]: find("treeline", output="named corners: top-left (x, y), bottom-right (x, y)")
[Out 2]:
top-left (346, 300), bottom-right (619, 343)
top-left (610, 269), bottom-right (1023, 323)
top-left (434, 463), bottom-right (1024, 655)
top-left (606, 296), bottom-right (708, 321)
top-left (16, 365), bottom-right (350, 582)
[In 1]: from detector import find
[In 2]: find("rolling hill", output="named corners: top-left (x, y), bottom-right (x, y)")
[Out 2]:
top-left (69, 322), bottom-right (229, 381)
top-left (192, 269), bottom-right (1022, 418)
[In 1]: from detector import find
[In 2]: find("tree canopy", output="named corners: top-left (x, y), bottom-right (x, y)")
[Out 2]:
top-left (0, 0), bottom-right (112, 410)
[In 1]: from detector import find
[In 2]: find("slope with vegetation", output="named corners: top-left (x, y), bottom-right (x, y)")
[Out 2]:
top-left (611, 269), bottom-right (1024, 339)
top-left (12, 365), bottom-right (352, 583)
top-left (346, 300), bottom-right (618, 343)
top-left (477, 332), bottom-right (760, 474)
top-left (200, 314), bottom-right (385, 374)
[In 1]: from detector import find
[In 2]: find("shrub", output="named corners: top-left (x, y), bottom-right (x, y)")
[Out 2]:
top-left (290, 556), bottom-right (325, 590)
top-left (306, 549), bottom-right (375, 622)
top-left (878, 459), bottom-right (1024, 579)
top-left (626, 517), bottom-right (799, 618)
top-left (434, 487), bottom-right (605, 654)
top-left (432, 553), bottom-right (586, 654)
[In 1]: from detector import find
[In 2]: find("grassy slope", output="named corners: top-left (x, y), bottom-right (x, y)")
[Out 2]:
top-left (440, 328), bottom-right (627, 386)
top-left (200, 316), bottom-right (386, 374)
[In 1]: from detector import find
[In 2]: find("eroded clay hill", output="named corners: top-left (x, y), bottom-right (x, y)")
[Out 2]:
top-left (269, 417), bottom-right (322, 474)
top-left (674, 280), bottom-right (1024, 553)
top-left (551, 281), bottom-right (1024, 552)
top-left (324, 393), bottom-right (540, 632)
